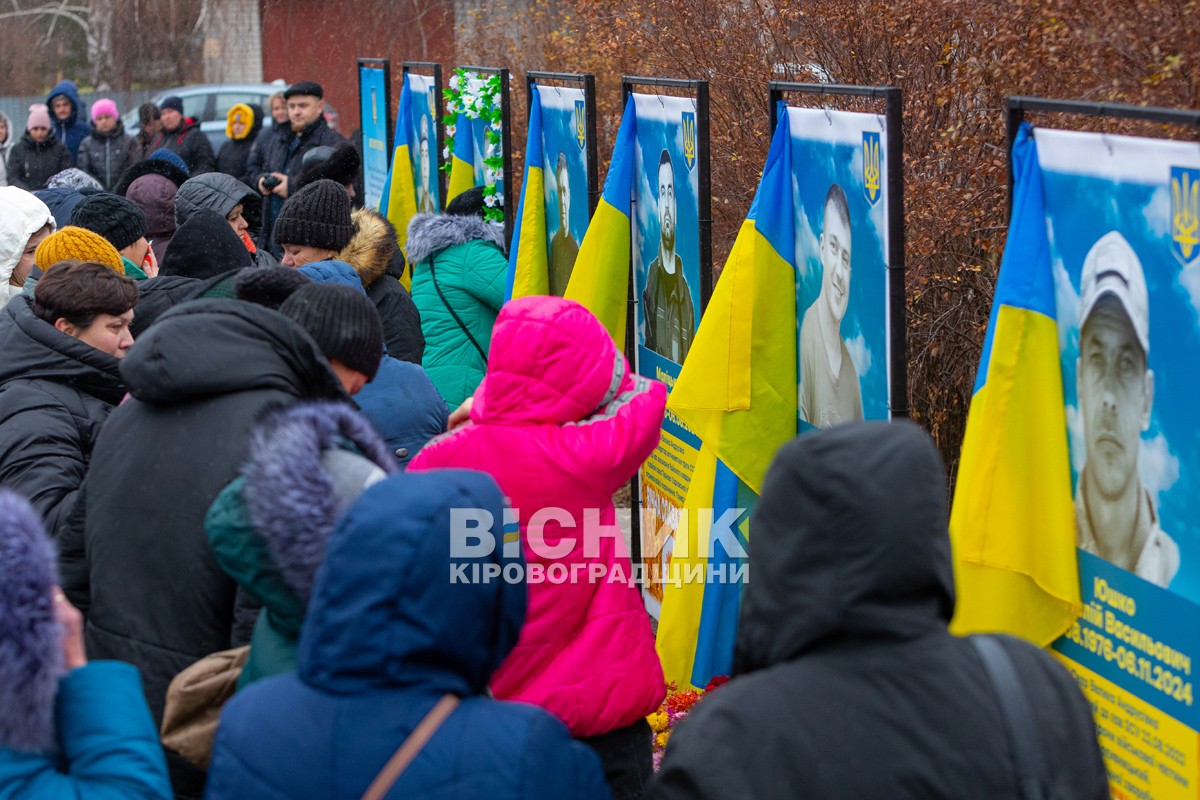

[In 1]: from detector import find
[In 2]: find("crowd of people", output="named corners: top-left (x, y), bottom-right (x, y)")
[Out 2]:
top-left (0, 77), bottom-right (1112, 800)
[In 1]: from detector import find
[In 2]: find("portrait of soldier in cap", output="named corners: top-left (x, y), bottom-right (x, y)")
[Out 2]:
top-left (1074, 230), bottom-right (1178, 587)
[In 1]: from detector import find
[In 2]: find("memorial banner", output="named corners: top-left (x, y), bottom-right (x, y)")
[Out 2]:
top-left (357, 61), bottom-right (390, 211)
top-left (1039, 126), bottom-right (1200, 800)
top-left (443, 68), bottom-right (508, 223)
top-left (660, 101), bottom-right (896, 687)
top-left (507, 83), bottom-right (592, 299)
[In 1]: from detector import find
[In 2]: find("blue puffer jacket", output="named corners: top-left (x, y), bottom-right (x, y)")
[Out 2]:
top-left (355, 356), bottom-right (446, 466)
top-left (0, 664), bottom-right (173, 800)
top-left (45, 80), bottom-right (90, 165)
top-left (205, 470), bottom-right (611, 800)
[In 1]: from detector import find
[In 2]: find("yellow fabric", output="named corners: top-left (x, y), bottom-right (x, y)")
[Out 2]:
top-left (563, 199), bottom-right (631, 347)
top-left (508, 164), bottom-right (548, 298)
top-left (35, 226), bottom-right (124, 275)
top-left (655, 446), bottom-right (719, 687)
top-left (949, 305), bottom-right (1081, 646)
top-left (225, 104), bottom-right (254, 141)
top-left (446, 154), bottom-right (475, 206)
top-left (666, 219), bottom-right (797, 495)
top-left (384, 142), bottom-right (416, 291)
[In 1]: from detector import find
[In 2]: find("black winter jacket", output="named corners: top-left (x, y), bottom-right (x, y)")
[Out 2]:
top-left (338, 208), bottom-right (424, 363)
top-left (150, 118), bottom-right (215, 175)
top-left (6, 131), bottom-right (71, 191)
top-left (76, 120), bottom-right (136, 191)
top-left (648, 422), bottom-right (1110, 800)
top-left (59, 300), bottom-right (346, 724)
top-left (0, 296), bottom-right (125, 539)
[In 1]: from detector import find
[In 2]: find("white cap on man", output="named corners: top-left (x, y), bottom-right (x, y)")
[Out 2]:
top-left (1079, 230), bottom-right (1150, 356)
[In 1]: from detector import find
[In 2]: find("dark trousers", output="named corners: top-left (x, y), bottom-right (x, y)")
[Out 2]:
top-left (580, 718), bottom-right (653, 800)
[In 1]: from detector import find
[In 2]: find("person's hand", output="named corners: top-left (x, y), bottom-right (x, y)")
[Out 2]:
top-left (275, 174), bottom-right (289, 199)
top-left (257, 175), bottom-right (271, 195)
top-left (54, 588), bottom-right (87, 670)
top-left (141, 245), bottom-right (159, 278)
top-left (448, 396), bottom-right (474, 431)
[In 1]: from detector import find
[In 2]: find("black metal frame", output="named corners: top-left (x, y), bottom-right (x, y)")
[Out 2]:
top-left (1005, 96), bottom-right (1200, 219)
top-left (619, 75), bottom-right (712, 581)
top-left (769, 81), bottom-right (909, 422)
top-left (356, 58), bottom-right (392, 209)
top-left (457, 65), bottom-right (514, 245)
top-left (401, 61), bottom-right (445, 210)
top-left (526, 71), bottom-right (600, 217)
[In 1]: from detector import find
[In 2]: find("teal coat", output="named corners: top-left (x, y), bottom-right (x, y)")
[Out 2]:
top-left (406, 213), bottom-right (506, 408)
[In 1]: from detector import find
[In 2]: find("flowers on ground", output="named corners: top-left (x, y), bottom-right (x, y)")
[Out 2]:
top-left (648, 676), bottom-right (728, 770)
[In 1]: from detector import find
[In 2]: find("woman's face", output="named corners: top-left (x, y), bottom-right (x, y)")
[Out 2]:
top-left (0, 118), bottom-right (8, 143)
top-left (13, 225), bottom-right (51, 287)
top-left (271, 100), bottom-right (288, 124)
top-left (94, 114), bottom-right (117, 134)
top-left (232, 120), bottom-right (247, 138)
top-left (28, 127), bottom-right (49, 143)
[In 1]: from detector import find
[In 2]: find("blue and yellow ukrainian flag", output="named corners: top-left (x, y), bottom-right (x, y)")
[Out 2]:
top-left (380, 80), bottom-right (416, 289)
top-left (506, 88), bottom-right (548, 300)
top-left (949, 123), bottom-right (1081, 646)
top-left (657, 108), bottom-right (799, 688)
top-left (446, 111), bottom-right (476, 204)
top-left (564, 96), bottom-right (636, 346)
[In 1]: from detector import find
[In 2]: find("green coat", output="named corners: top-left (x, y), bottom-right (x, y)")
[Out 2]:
top-left (406, 213), bottom-right (506, 408)
top-left (205, 477), bottom-right (304, 689)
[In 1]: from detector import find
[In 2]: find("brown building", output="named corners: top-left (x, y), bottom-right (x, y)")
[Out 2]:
top-left (259, 0), bottom-right (456, 136)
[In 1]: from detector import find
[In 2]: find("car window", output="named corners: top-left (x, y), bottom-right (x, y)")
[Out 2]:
top-left (215, 93), bottom-right (269, 124)
top-left (182, 93), bottom-right (208, 121)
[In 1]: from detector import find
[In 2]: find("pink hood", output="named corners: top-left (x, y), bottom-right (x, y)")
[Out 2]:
top-left (410, 296), bottom-right (667, 736)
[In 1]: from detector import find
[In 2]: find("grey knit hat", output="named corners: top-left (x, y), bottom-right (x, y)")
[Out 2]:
top-left (273, 179), bottom-right (354, 251)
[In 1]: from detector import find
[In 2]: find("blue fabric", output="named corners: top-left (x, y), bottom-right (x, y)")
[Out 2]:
top-left (45, 81), bottom-right (90, 165)
top-left (298, 259), bottom-right (366, 293)
top-left (33, 187), bottom-right (84, 229)
top-left (147, 148), bottom-right (189, 178)
top-left (355, 356), bottom-right (447, 466)
top-left (206, 470), bottom-right (610, 800)
top-left (0, 662), bottom-right (171, 799)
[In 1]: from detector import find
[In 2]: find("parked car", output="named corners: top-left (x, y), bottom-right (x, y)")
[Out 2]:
top-left (123, 81), bottom-right (340, 152)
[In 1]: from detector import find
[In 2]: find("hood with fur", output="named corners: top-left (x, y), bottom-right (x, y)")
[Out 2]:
top-left (0, 491), bottom-right (62, 753)
top-left (242, 402), bottom-right (396, 607)
top-left (404, 212), bottom-right (505, 266)
top-left (339, 208), bottom-right (397, 287)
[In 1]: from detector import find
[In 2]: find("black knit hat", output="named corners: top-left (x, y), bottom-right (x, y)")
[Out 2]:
top-left (160, 96), bottom-right (184, 114)
top-left (70, 192), bottom-right (148, 251)
top-left (235, 266), bottom-right (311, 309)
top-left (278, 283), bottom-right (383, 380)
top-left (273, 179), bottom-right (354, 251)
top-left (446, 185), bottom-right (487, 219)
top-left (284, 80), bottom-right (324, 100)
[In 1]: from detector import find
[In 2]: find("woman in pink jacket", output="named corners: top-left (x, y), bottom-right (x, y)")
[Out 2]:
top-left (409, 295), bottom-right (667, 800)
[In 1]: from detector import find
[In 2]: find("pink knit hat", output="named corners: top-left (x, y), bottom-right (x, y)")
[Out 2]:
top-left (91, 98), bottom-right (118, 122)
top-left (26, 104), bottom-right (51, 131)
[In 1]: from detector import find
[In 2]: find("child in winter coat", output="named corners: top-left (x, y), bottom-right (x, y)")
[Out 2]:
top-left (0, 491), bottom-right (171, 799)
top-left (409, 295), bottom-right (668, 800)
top-left (5, 105), bottom-right (70, 192)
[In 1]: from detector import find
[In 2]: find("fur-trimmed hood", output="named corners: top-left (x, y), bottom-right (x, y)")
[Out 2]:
top-left (243, 402), bottom-right (397, 606)
top-left (0, 491), bottom-right (62, 753)
top-left (339, 208), bottom-right (397, 287)
top-left (404, 212), bottom-right (505, 266)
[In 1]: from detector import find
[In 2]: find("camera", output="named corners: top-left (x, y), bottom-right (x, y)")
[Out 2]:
top-left (261, 174), bottom-right (281, 192)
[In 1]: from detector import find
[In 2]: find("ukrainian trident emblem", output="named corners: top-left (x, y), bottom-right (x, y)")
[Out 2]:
top-left (682, 111), bottom-right (696, 171)
top-left (863, 131), bottom-right (882, 207)
top-left (1171, 166), bottom-right (1200, 267)
top-left (575, 100), bottom-right (586, 150)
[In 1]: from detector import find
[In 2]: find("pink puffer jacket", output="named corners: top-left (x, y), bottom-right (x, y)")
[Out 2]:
top-left (409, 295), bottom-right (667, 737)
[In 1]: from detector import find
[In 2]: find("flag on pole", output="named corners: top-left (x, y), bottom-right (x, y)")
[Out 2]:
top-left (949, 122), bottom-right (1081, 646)
top-left (506, 89), bottom-right (548, 300)
top-left (380, 79), bottom-right (416, 289)
top-left (446, 111), bottom-right (476, 205)
top-left (657, 110), bottom-right (799, 687)
top-left (564, 96), bottom-right (636, 346)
